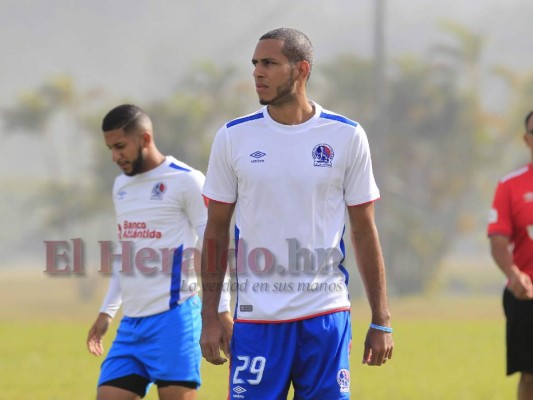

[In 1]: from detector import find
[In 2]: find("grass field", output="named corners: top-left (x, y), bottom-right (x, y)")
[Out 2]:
top-left (0, 268), bottom-right (518, 399)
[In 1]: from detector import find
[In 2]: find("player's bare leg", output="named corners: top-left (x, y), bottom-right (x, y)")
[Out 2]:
top-left (518, 372), bottom-right (533, 400)
top-left (97, 385), bottom-right (140, 400)
top-left (158, 385), bottom-right (197, 400)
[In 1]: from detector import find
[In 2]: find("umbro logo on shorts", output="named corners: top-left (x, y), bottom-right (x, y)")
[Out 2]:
top-left (233, 386), bottom-right (246, 394)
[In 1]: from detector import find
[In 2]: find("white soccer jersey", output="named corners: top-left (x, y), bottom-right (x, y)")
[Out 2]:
top-left (102, 156), bottom-right (207, 318)
top-left (203, 102), bottom-right (380, 322)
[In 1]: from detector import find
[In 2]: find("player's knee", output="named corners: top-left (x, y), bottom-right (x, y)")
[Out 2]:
top-left (521, 372), bottom-right (533, 385)
top-left (97, 376), bottom-right (146, 400)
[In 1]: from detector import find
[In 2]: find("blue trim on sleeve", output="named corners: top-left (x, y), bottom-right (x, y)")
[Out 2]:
top-left (169, 162), bottom-right (191, 172)
top-left (319, 111), bottom-right (358, 127)
top-left (226, 112), bottom-right (264, 128)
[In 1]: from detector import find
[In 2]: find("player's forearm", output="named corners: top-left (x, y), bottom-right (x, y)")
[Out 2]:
top-left (493, 253), bottom-right (519, 279)
top-left (201, 229), bottom-right (230, 317)
top-left (490, 235), bottom-right (518, 279)
top-left (352, 228), bottom-right (391, 325)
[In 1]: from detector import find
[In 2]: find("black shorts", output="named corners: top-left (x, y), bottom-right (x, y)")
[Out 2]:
top-left (99, 375), bottom-right (197, 398)
top-left (503, 288), bottom-right (533, 375)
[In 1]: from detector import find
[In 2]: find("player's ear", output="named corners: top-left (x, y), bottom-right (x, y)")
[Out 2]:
top-left (295, 60), bottom-right (311, 82)
top-left (141, 131), bottom-right (152, 147)
top-left (523, 132), bottom-right (533, 153)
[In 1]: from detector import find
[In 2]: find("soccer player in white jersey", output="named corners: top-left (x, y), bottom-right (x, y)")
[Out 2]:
top-left (86, 104), bottom-right (232, 400)
top-left (200, 28), bottom-right (394, 399)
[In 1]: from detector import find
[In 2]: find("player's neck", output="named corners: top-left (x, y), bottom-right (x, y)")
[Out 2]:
top-left (141, 151), bottom-right (166, 173)
top-left (267, 97), bottom-right (314, 126)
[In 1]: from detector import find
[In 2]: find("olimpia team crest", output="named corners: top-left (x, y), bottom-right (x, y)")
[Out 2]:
top-left (151, 182), bottom-right (167, 200)
top-left (312, 143), bottom-right (334, 167)
top-left (337, 369), bottom-right (350, 393)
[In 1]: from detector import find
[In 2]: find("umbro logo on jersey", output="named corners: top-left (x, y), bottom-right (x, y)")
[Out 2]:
top-left (250, 151), bottom-right (266, 158)
top-left (117, 190), bottom-right (127, 200)
top-left (524, 192), bottom-right (533, 202)
top-left (250, 151), bottom-right (266, 163)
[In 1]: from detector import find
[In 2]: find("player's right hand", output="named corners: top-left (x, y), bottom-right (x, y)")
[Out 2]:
top-left (87, 313), bottom-right (112, 356)
top-left (508, 270), bottom-right (533, 300)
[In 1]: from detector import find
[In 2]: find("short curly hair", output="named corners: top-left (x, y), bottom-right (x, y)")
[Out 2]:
top-left (260, 28), bottom-right (314, 80)
top-left (101, 104), bottom-right (150, 134)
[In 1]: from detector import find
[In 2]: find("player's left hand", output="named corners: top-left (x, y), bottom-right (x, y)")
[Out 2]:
top-left (200, 313), bottom-right (231, 365)
top-left (362, 327), bottom-right (394, 366)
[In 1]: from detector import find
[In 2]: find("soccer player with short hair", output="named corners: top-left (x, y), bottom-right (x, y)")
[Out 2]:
top-left (200, 28), bottom-right (393, 399)
top-left (488, 110), bottom-right (533, 400)
top-left (86, 104), bottom-right (232, 400)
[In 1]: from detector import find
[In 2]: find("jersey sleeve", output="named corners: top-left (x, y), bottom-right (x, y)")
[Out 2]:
top-left (487, 180), bottom-right (512, 237)
top-left (218, 270), bottom-right (232, 313)
top-left (99, 269), bottom-right (122, 318)
top-left (344, 124), bottom-right (380, 206)
top-left (182, 169), bottom-right (208, 230)
top-left (203, 127), bottom-right (238, 203)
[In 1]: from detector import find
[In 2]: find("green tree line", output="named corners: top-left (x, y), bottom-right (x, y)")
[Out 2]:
top-left (3, 23), bottom-right (533, 295)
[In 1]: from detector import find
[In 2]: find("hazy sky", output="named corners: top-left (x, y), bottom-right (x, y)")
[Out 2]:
top-left (0, 0), bottom-right (531, 180)
top-left (1, 0), bottom-right (530, 108)
top-left (1, 0), bottom-right (530, 267)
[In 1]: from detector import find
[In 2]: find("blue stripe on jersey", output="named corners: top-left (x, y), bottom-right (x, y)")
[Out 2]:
top-left (169, 245), bottom-right (183, 308)
top-left (233, 225), bottom-right (241, 320)
top-left (319, 111), bottom-right (358, 127)
top-left (338, 226), bottom-right (349, 288)
top-left (226, 112), bottom-right (264, 128)
top-left (169, 162), bottom-right (191, 172)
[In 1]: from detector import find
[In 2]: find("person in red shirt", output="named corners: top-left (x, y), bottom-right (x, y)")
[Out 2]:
top-left (488, 110), bottom-right (533, 400)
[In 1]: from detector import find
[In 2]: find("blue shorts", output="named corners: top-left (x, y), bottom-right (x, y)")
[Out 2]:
top-left (229, 311), bottom-right (352, 400)
top-left (98, 295), bottom-right (202, 396)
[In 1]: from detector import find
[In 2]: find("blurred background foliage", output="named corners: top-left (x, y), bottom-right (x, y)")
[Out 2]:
top-left (2, 20), bottom-right (533, 297)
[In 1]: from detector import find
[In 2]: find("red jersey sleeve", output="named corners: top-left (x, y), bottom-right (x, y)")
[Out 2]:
top-left (487, 180), bottom-right (512, 237)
